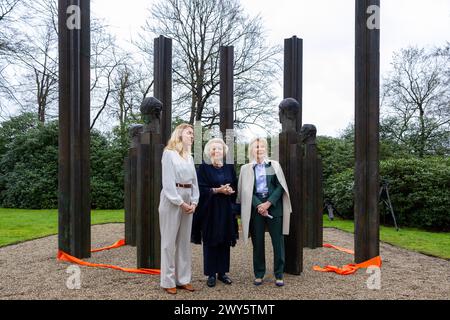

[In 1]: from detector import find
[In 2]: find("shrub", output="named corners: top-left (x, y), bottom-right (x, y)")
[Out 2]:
top-left (0, 116), bottom-right (126, 209)
top-left (325, 157), bottom-right (450, 231)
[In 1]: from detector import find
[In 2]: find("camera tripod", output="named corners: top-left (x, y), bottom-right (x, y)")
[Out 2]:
top-left (379, 179), bottom-right (399, 231)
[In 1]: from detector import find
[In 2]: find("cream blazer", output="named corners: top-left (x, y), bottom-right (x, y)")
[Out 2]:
top-left (236, 160), bottom-right (292, 244)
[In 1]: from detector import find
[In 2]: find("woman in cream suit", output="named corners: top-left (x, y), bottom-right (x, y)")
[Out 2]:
top-left (237, 137), bottom-right (292, 287)
top-left (159, 123), bottom-right (199, 294)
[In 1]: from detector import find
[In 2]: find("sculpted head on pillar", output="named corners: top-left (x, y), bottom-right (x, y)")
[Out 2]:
top-left (140, 97), bottom-right (163, 133)
top-left (129, 124), bottom-right (143, 138)
top-left (299, 124), bottom-right (317, 145)
top-left (279, 98), bottom-right (300, 132)
top-left (129, 124), bottom-right (143, 147)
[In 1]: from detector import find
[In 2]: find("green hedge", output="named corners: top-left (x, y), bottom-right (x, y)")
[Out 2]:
top-left (325, 157), bottom-right (450, 231)
top-left (0, 114), bottom-right (127, 209)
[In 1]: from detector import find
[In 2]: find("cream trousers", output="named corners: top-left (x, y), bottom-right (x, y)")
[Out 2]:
top-left (159, 187), bottom-right (193, 288)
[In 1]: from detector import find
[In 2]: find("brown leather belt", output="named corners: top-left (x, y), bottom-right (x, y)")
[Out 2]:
top-left (176, 183), bottom-right (192, 188)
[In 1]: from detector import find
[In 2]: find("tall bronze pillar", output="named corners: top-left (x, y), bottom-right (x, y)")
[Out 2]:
top-left (58, 0), bottom-right (91, 258)
top-left (300, 125), bottom-right (323, 249)
top-left (154, 36), bottom-right (172, 146)
top-left (124, 125), bottom-right (143, 247)
top-left (354, 0), bottom-right (380, 263)
top-left (220, 46), bottom-right (234, 164)
top-left (279, 98), bottom-right (303, 275)
top-left (284, 36), bottom-right (303, 132)
top-left (136, 98), bottom-right (163, 269)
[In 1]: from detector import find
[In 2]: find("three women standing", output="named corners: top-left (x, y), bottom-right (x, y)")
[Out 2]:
top-left (159, 126), bottom-right (292, 292)
top-left (159, 124), bottom-right (199, 295)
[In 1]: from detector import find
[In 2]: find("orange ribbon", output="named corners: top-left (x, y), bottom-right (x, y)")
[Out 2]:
top-left (57, 239), bottom-right (160, 275)
top-left (313, 243), bottom-right (382, 275)
top-left (91, 239), bottom-right (126, 253)
top-left (322, 243), bottom-right (355, 255)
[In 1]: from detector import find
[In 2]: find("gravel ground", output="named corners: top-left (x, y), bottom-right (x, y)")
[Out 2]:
top-left (0, 223), bottom-right (448, 300)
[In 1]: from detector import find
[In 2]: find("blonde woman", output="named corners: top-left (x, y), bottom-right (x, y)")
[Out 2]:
top-left (191, 138), bottom-right (238, 288)
top-left (237, 137), bottom-right (292, 287)
top-left (159, 123), bottom-right (199, 294)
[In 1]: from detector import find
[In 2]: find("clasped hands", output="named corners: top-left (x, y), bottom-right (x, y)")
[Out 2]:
top-left (257, 201), bottom-right (272, 217)
top-left (180, 202), bottom-right (196, 214)
top-left (213, 184), bottom-right (235, 195)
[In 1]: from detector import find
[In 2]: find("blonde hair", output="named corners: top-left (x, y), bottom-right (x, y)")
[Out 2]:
top-left (203, 138), bottom-right (228, 164)
top-left (248, 137), bottom-right (268, 162)
top-left (165, 123), bottom-right (194, 156)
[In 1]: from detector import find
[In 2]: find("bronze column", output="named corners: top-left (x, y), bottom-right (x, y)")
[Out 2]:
top-left (136, 98), bottom-right (163, 269)
top-left (300, 125), bottom-right (323, 249)
top-left (154, 36), bottom-right (172, 146)
top-left (354, 0), bottom-right (380, 263)
top-left (125, 124), bottom-right (143, 247)
top-left (279, 98), bottom-right (303, 275)
top-left (58, 0), bottom-right (91, 258)
top-left (220, 46), bottom-right (234, 164)
top-left (284, 36), bottom-right (303, 132)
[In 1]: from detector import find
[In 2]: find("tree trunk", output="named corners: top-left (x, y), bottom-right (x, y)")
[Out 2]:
top-left (418, 104), bottom-right (426, 157)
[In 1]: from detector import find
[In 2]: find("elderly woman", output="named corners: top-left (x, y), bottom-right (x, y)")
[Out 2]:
top-left (191, 138), bottom-right (238, 288)
top-left (237, 137), bottom-right (292, 287)
top-left (159, 123), bottom-right (199, 295)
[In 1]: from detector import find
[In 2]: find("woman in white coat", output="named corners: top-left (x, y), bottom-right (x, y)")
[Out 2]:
top-left (159, 123), bottom-right (199, 294)
top-left (237, 137), bottom-right (292, 287)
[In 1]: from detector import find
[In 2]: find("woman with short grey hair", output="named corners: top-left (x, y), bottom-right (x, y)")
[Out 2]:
top-left (192, 138), bottom-right (239, 288)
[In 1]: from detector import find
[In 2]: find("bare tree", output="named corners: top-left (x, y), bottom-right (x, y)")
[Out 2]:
top-left (89, 30), bottom-right (153, 131)
top-left (1, 0), bottom-right (145, 128)
top-left (15, 22), bottom-right (58, 123)
top-left (4, 0), bottom-right (61, 123)
top-left (381, 46), bottom-right (450, 157)
top-left (1, 0), bottom-right (154, 133)
top-left (139, 0), bottom-right (282, 132)
top-left (0, 0), bottom-right (24, 114)
top-left (0, 0), bottom-right (20, 21)
top-left (109, 65), bottom-right (153, 129)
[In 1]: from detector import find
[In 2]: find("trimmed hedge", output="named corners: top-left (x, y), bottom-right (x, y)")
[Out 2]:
top-left (325, 157), bottom-right (450, 231)
top-left (0, 115), bottom-right (127, 209)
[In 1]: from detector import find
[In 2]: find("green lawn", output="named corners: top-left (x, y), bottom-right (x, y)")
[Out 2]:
top-left (323, 216), bottom-right (450, 260)
top-left (1, 208), bottom-right (449, 260)
top-left (0, 208), bottom-right (124, 247)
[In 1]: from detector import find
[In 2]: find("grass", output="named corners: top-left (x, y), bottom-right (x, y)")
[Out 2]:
top-left (323, 216), bottom-right (450, 260)
top-left (0, 208), bottom-right (124, 248)
top-left (1, 208), bottom-right (449, 260)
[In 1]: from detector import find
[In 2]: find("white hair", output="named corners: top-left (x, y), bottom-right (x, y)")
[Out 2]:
top-left (203, 138), bottom-right (228, 163)
top-left (248, 137), bottom-right (268, 162)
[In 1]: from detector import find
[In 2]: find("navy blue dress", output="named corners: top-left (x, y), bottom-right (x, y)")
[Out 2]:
top-left (191, 162), bottom-right (239, 276)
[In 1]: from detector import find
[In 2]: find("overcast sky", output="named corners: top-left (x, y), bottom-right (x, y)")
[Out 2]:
top-left (91, 0), bottom-right (450, 137)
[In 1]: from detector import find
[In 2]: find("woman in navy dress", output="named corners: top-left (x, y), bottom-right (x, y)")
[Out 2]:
top-left (192, 138), bottom-right (239, 287)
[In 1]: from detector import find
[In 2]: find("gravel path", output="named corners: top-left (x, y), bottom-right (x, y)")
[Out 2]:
top-left (0, 223), bottom-right (448, 300)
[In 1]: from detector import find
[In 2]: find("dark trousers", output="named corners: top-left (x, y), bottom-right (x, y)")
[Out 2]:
top-left (203, 243), bottom-right (230, 276)
top-left (250, 206), bottom-right (285, 279)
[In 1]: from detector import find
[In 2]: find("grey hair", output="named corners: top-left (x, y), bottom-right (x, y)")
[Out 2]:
top-left (203, 138), bottom-right (229, 163)
top-left (248, 137), bottom-right (268, 162)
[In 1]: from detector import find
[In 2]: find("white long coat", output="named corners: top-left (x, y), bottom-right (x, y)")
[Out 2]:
top-left (236, 160), bottom-right (292, 244)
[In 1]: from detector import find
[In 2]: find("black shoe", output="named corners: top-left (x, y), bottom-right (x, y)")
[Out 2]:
top-left (207, 276), bottom-right (216, 287)
top-left (275, 279), bottom-right (284, 287)
top-left (218, 274), bottom-right (232, 285)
